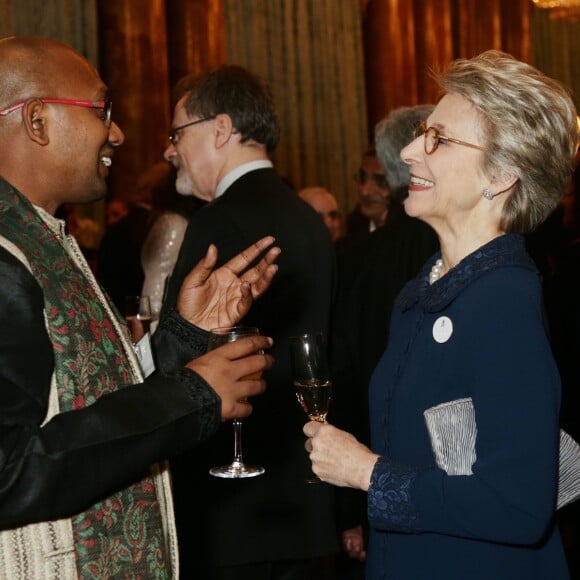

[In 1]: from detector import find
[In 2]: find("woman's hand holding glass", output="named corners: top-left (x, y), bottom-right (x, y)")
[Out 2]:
top-left (303, 421), bottom-right (379, 490)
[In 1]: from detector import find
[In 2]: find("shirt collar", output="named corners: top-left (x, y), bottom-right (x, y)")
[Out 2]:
top-left (396, 234), bottom-right (536, 313)
top-left (34, 205), bottom-right (67, 239)
top-left (214, 160), bottom-right (273, 199)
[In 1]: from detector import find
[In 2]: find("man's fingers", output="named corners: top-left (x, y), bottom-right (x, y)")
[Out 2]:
top-left (231, 399), bottom-right (253, 419)
top-left (234, 281), bottom-right (254, 318)
top-left (183, 244), bottom-right (218, 288)
top-left (222, 236), bottom-right (277, 275)
top-left (242, 247), bottom-right (281, 282)
top-left (249, 264), bottom-right (279, 299)
top-left (303, 420), bottom-right (324, 438)
top-left (214, 335), bottom-right (273, 360)
top-left (241, 246), bottom-right (280, 299)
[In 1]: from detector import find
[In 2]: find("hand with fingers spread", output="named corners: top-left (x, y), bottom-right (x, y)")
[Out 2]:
top-left (303, 421), bottom-right (379, 490)
top-left (177, 236), bottom-right (281, 330)
top-left (187, 334), bottom-right (274, 421)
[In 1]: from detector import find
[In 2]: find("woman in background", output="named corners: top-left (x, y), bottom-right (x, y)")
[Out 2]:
top-left (141, 163), bottom-right (204, 329)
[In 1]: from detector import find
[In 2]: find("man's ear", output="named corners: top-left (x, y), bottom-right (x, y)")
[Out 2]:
top-left (22, 99), bottom-right (50, 146)
top-left (213, 113), bottom-right (234, 149)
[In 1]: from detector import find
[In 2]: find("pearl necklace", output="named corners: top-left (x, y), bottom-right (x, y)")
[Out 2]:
top-left (429, 258), bottom-right (444, 285)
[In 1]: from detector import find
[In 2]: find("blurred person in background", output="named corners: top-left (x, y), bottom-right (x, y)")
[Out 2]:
top-left (345, 148), bottom-right (392, 236)
top-left (140, 162), bottom-right (205, 330)
top-left (299, 186), bottom-right (343, 243)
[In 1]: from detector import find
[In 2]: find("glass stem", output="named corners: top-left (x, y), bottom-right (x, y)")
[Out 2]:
top-left (232, 418), bottom-right (244, 466)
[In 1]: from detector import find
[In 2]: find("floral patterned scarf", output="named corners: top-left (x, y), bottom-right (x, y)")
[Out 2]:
top-left (0, 179), bottom-right (170, 579)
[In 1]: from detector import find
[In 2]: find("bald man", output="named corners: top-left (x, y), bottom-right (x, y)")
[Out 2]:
top-left (0, 35), bottom-right (279, 577)
top-left (299, 186), bottom-right (343, 242)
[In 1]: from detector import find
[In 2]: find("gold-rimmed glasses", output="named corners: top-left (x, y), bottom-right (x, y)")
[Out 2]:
top-left (414, 121), bottom-right (485, 155)
top-left (168, 116), bottom-right (215, 145)
top-left (0, 98), bottom-right (112, 127)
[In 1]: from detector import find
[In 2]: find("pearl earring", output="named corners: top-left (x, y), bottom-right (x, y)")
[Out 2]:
top-left (482, 187), bottom-right (493, 200)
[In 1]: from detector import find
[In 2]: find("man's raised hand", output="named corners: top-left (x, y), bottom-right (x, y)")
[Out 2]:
top-left (177, 236), bottom-right (280, 330)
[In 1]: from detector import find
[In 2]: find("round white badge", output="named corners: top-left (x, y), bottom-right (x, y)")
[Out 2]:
top-left (432, 316), bottom-right (453, 343)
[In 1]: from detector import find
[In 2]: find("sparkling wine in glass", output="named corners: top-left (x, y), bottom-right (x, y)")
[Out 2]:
top-left (208, 326), bottom-right (265, 479)
top-left (294, 378), bottom-right (332, 423)
top-left (289, 331), bottom-right (332, 482)
top-left (124, 295), bottom-right (153, 343)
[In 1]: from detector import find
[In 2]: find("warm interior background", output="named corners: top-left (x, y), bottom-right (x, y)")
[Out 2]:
top-left (0, 0), bottom-right (578, 219)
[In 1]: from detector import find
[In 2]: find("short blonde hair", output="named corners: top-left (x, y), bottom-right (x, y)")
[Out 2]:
top-left (438, 50), bottom-right (578, 233)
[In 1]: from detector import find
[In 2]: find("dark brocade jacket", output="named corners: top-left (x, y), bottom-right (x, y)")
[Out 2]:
top-left (0, 178), bottom-right (222, 578)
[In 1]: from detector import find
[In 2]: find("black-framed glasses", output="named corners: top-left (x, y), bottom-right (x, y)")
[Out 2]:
top-left (353, 168), bottom-right (389, 189)
top-left (0, 98), bottom-right (112, 127)
top-left (414, 121), bottom-right (484, 155)
top-left (168, 116), bottom-right (215, 145)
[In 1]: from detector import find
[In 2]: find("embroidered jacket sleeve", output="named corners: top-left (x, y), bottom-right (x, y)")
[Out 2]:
top-left (0, 249), bottom-right (220, 528)
top-left (367, 267), bottom-right (560, 545)
top-left (152, 307), bottom-right (209, 371)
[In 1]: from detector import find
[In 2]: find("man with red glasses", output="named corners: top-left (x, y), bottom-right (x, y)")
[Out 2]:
top-left (0, 35), bottom-right (280, 578)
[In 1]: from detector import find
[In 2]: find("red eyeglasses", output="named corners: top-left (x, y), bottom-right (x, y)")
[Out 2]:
top-left (0, 98), bottom-right (112, 127)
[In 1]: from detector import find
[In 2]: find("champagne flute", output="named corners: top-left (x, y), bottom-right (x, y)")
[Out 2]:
top-left (124, 295), bottom-right (153, 343)
top-left (207, 326), bottom-right (265, 479)
top-left (289, 331), bottom-right (332, 482)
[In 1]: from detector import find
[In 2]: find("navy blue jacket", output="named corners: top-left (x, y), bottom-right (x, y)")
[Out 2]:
top-left (366, 234), bottom-right (568, 579)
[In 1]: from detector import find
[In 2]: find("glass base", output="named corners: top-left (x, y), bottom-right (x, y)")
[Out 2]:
top-left (209, 461), bottom-right (265, 479)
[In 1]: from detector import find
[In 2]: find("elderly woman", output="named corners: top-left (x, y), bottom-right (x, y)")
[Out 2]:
top-left (305, 51), bottom-right (577, 579)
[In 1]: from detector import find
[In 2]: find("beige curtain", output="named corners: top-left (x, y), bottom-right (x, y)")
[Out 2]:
top-left (0, 0), bottom-right (98, 64)
top-left (531, 9), bottom-right (580, 112)
top-left (223, 0), bottom-right (367, 214)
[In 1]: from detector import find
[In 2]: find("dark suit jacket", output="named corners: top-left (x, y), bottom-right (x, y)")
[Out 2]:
top-left (162, 168), bottom-right (338, 572)
top-left (97, 205), bottom-right (151, 311)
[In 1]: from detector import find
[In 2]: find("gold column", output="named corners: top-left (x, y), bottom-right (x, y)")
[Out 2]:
top-left (455, 0), bottom-right (502, 58)
top-left (412, 0), bottom-right (454, 107)
top-left (363, 0), bottom-right (418, 133)
top-left (532, 5), bottom-right (580, 111)
top-left (363, 0), bottom-right (532, 132)
top-left (97, 0), bottom-right (171, 201)
top-left (501, 0), bottom-right (532, 63)
top-left (165, 0), bottom-right (226, 99)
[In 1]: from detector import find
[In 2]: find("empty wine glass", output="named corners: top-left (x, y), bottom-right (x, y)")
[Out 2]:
top-left (124, 295), bottom-right (152, 343)
top-left (208, 326), bottom-right (265, 479)
top-left (289, 331), bottom-right (332, 482)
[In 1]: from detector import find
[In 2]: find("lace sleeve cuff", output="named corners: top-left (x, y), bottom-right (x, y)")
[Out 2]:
top-left (368, 455), bottom-right (423, 532)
